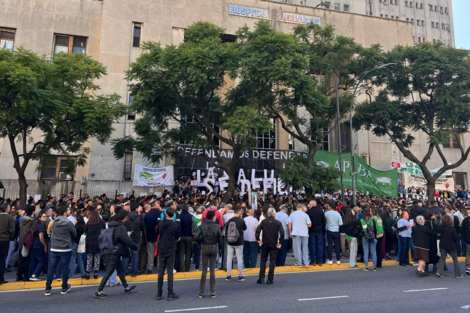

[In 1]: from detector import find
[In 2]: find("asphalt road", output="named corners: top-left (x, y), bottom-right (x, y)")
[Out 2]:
top-left (1, 263), bottom-right (469, 313)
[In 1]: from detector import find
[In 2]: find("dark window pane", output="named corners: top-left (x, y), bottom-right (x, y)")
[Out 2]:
top-left (72, 36), bottom-right (86, 54)
top-left (133, 26), bottom-right (141, 48)
top-left (1, 31), bottom-right (14, 40)
top-left (56, 36), bottom-right (69, 46)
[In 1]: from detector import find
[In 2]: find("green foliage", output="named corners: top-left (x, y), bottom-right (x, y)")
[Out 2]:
top-left (279, 156), bottom-right (341, 196)
top-left (0, 48), bottom-right (125, 203)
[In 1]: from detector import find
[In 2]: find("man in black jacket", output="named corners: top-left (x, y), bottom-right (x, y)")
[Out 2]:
top-left (156, 208), bottom-right (180, 301)
top-left (195, 210), bottom-right (222, 298)
top-left (123, 202), bottom-right (143, 276)
top-left (306, 200), bottom-right (325, 266)
top-left (95, 210), bottom-right (138, 299)
top-left (410, 201), bottom-right (428, 221)
top-left (256, 208), bottom-right (285, 285)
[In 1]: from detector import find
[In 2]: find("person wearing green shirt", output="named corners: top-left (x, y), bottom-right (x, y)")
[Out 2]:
top-left (371, 207), bottom-right (384, 268)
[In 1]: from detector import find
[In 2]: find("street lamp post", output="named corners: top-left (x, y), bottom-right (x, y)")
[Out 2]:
top-left (350, 63), bottom-right (395, 206)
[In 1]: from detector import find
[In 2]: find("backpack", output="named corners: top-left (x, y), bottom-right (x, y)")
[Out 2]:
top-left (361, 219), bottom-right (376, 241)
top-left (23, 229), bottom-right (35, 248)
top-left (98, 227), bottom-right (116, 255)
top-left (226, 220), bottom-right (240, 244)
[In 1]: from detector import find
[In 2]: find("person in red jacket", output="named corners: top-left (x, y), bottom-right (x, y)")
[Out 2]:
top-left (201, 201), bottom-right (224, 227)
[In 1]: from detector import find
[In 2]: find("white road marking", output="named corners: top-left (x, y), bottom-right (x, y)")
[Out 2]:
top-left (403, 288), bottom-right (448, 293)
top-left (165, 306), bottom-right (228, 313)
top-left (298, 295), bottom-right (349, 301)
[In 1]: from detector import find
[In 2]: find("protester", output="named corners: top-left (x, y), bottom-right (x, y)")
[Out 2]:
top-left (306, 200), bottom-right (325, 266)
top-left (144, 200), bottom-right (161, 274)
top-left (195, 210), bottom-right (222, 299)
top-left (29, 211), bottom-right (47, 281)
top-left (343, 208), bottom-right (360, 268)
top-left (325, 201), bottom-right (343, 265)
top-left (256, 208), bottom-right (285, 284)
top-left (156, 208), bottom-right (180, 301)
top-left (461, 211), bottom-right (470, 275)
top-left (17, 205), bottom-right (36, 282)
top-left (371, 207), bottom-right (384, 268)
top-left (85, 210), bottom-right (105, 279)
top-left (123, 202), bottom-right (143, 277)
top-left (178, 204), bottom-right (194, 273)
top-left (397, 210), bottom-right (413, 266)
top-left (45, 205), bottom-right (77, 296)
top-left (94, 210), bottom-right (138, 299)
top-left (360, 207), bottom-right (377, 272)
top-left (436, 214), bottom-right (462, 278)
top-left (0, 203), bottom-right (15, 284)
top-left (412, 215), bottom-right (437, 277)
top-left (224, 205), bottom-right (247, 282)
top-left (275, 205), bottom-right (290, 266)
top-left (288, 203), bottom-right (311, 268)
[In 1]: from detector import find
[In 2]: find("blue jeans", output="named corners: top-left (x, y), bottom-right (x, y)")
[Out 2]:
top-left (29, 246), bottom-right (47, 277)
top-left (399, 236), bottom-right (411, 265)
top-left (276, 239), bottom-right (289, 266)
top-left (243, 241), bottom-right (258, 268)
top-left (122, 250), bottom-right (138, 274)
top-left (46, 251), bottom-right (72, 290)
top-left (69, 243), bottom-right (85, 277)
top-left (362, 238), bottom-right (377, 267)
top-left (308, 232), bottom-right (323, 264)
top-left (293, 236), bottom-right (309, 266)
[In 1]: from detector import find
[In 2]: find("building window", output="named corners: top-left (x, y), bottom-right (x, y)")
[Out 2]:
top-left (396, 16), bottom-right (399, 20)
top-left (0, 28), bottom-right (15, 51)
top-left (385, 14), bottom-right (388, 18)
top-left (123, 153), bottom-right (133, 180)
top-left (324, 1), bottom-right (331, 9)
top-left (40, 156), bottom-right (75, 180)
top-left (440, 7), bottom-right (443, 14)
top-left (442, 23), bottom-right (445, 29)
top-left (418, 37), bottom-right (421, 43)
top-left (445, 7), bottom-right (448, 14)
top-left (255, 118), bottom-right (276, 150)
top-left (405, 1), bottom-right (408, 7)
top-left (406, 18), bottom-right (409, 22)
top-left (434, 5), bottom-right (437, 11)
top-left (454, 172), bottom-right (467, 190)
top-left (54, 34), bottom-right (87, 54)
top-left (343, 4), bottom-right (349, 12)
top-left (431, 22), bottom-right (435, 28)
top-left (334, 3), bottom-right (340, 10)
top-left (127, 95), bottom-right (135, 120)
top-left (410, 2), bottom-right (413, 7)
top-left (391, 15), bottom-right (394, 19)
top-left (380, 14), bottom-right (383, 17)
top-left (133, 23), bottom-right (141, 48)
top-left (411, 18), bottom-right (414, 23)
top-left (443, 136), bottom-right (461, 149)
top-left (420, 3), bottom-right (423, 9)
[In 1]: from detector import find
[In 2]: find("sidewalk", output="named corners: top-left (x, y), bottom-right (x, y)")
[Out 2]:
top-left (1, 257), bottom-right (465, 292)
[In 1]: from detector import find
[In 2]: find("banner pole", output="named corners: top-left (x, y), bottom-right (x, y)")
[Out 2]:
top-left (336, 81), bottom-right (344, 202)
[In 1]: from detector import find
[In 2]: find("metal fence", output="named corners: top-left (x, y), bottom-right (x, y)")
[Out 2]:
top-left (0, 188), bottom-right (134, 200)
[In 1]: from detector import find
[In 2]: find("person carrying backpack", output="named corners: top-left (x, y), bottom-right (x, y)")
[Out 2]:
top-left (223, 205), bottom-right (247, 282)
top-left (94, 210), bottom-right (138, 299)
top-left (360, 207), bottom-right (378, 272)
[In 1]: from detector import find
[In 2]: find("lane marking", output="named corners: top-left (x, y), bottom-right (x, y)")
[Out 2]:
top-left (403, 288), bottom-right (448, 293)
top-left (165, 306), bottom-right (228, 313)
top-left (298, 295), bottom-right (349, 301)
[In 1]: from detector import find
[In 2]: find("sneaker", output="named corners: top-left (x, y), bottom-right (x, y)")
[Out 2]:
top-left (456, 275), bottom-right (464, 279)
top-left (94, 291), bottom-right (108, 299)
top-left (466, 268), bottom-right (470, 275)
top-left (295, 263), bottom-right (302, 268)
top-left (167, 293), bottom-right (179, 301)
top-left (124, 285), bottom-right (136, 294)
top-left (198, 294), bottom-right (204, 299)
top-left (30, 276), bottom-right (41, 281)
top-left (173, 269), bottom-right (177, 274)
top-left (326, 260), bottom-right (333, 265)
top-left (373, 268), bottom-right (377, 272)
top-left (256, 279), bottom-right (264, 284)
top-left (84, 274), bottom-right (90, 280)
top-left (45, 290), bottom-right (51, 296)
top-left (56, 278), bottom-right (62, 281)
top-left (266, 280), bottom-right (273, 285)
top-left (225, 276), bottom-right (232, 281)
top-left (363, 267), bottom-right (369, 272)
top-left (60, 284), bottom-right (72, 295)
top-left (436, 273), bottom-right (443, 278)
top-left (238, 276), bottom-right (245, 282)
top-left (156, 294), bottom-right (162, 300)
top-left (210, 294), bottom-right (217, 299)
top-left (336, 261), bottom-right (341, 265)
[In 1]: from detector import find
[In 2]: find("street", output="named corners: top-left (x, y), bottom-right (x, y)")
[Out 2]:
top-left (1, 263), bottom-right (468, 313)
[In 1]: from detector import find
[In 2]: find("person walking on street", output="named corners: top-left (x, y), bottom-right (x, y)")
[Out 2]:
top-left (306, 201), bottom-right (325, 266)
top-left (195, 210), bottom-right (223, 299)
top-left (94, 210), bottom-right (138, 299)
top-left (156, 208), bottom-right (180, 301)
top-left (436, 214), bottom-right (462, 278)
top-left (123, 203), bottom-right (143, 277)
top-left (288, 204), bottom-right (311, 268)
top-left (45, 206), bottom-right (77, 296)
top-left (224, 206), bottom-right (247, 282)
top-left (0, 203), bottom-right (15, 285)
top-left (256, 208), bottom-right (285, 285)
top-left (275, 206), bottom-right (290, 266)
top-left (412, 215), bottom-right (437, 277)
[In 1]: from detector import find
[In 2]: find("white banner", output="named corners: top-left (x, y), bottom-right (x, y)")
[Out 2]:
top-left (403, 171), bottom-right (454, 191)
top-left (133, 165), bottom-right (174, 187)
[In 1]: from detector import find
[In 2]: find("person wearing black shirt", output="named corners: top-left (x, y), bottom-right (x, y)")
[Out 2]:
top-left (224, 206), bottom-right (247, 282)
top-left (156, 208), bottom-right (181, 301)
top-left (306, 200), bottom-right (325, 266)
top-left (436, 215), bottom-right (462, 278)
top-left (256, 208), bottom-right (285, 285)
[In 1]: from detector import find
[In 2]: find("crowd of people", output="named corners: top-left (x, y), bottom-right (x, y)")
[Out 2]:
top-left (0, 188), bottom-right (469, 300)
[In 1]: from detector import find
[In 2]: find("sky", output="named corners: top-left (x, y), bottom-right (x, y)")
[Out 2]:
top-left (453, 0), bottom-right (470, 50)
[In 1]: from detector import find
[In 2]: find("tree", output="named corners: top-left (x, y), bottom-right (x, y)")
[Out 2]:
top-left (353, 43), bottom-right (470, 200)
top-left (113, 22), bottom-right (272, 202)
top-left (0, 48), bottom-right (125, 207)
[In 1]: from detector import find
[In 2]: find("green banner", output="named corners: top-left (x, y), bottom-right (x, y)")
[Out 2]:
top-left (314, 150), bottom-right (398, 198)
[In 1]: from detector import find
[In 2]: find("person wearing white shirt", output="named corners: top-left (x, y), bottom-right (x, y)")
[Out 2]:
top-left (288, 204), bottom-right (311, 268)
top-left (324, 201), bottom-right (343, 265)
top-left (275, 206), bottom-right (290, 266)
top-left (243, 209), bottom-right (259, 268)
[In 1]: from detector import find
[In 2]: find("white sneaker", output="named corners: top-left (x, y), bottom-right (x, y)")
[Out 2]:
top-left (30, 276), bottom-right (41, 281)
top-left (326, 260), bottom-right (333, 265)
top-left (173, 269), bottom-right (177, 274)
top-left (336, 261), bottom-right (341, 265)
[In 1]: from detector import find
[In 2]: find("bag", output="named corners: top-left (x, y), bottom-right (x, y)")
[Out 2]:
top-left (23, 229), bottom-right (35, 248)
top-left (98, 228), bottom-right (116, 255)
top-left (77, 234), bottom-right (86, 254)
top-left (361, 219), bottom-right (376, 241)
top-left (226, 221), bottom-right (240, 244)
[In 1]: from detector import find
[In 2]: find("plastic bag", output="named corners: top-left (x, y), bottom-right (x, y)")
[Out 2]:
top-left (77, 234), bottom-right (86, 254)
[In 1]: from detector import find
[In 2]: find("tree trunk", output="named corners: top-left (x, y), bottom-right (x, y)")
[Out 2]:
top-left (426, 180), bottom-right (436, 203)
top-left (223, 165), bottom-right (237, 203)
top-left (18, 174), bottom-right (28, 209)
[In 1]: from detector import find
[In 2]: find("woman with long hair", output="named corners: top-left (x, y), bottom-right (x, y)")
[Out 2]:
top-left (28, 211), bottom-right (47, 280)
top-left (436, 214), bottom-right (462, 278)
top-left (360, 207), bottom-right (378, 272)
top-left (72, 212), bottom-right (87, 278)
top-left (343, 208), bottom-right (359, 268)
top-left (424, 213), bottom-right (440, 273)
top-left (84, 210), bottom-right (105, 279)
top-left (371, 207), bottom-right (384, 268)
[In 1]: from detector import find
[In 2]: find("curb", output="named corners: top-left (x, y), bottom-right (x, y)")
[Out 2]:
top-left (0, 257), bottom-right (465, 292)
